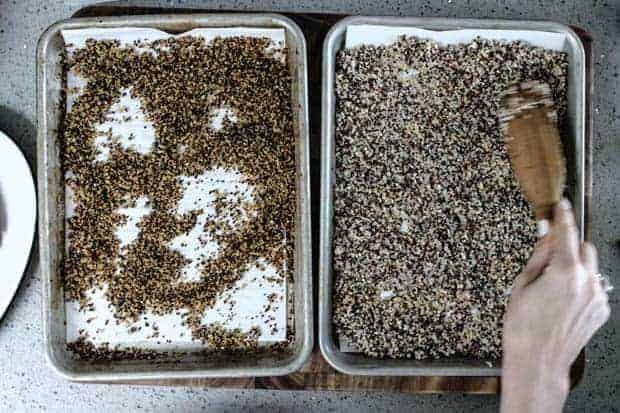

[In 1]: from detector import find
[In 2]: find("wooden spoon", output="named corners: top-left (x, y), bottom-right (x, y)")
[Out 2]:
top-left (499, 80), bottom-right (566, 221)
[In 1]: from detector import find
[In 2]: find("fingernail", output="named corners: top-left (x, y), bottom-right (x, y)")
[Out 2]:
top-left (537, 220), bottom-right (550, 237)
top-left (559, 198), bottom-right (571, 210)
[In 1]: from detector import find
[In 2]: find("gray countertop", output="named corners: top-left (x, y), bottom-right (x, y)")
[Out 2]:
top-left (0, 0), bottom-right (617, 411)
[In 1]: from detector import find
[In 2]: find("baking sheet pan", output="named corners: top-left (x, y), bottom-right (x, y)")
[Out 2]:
top-left (38, 13), bottom-right (312, 381)
top-left (319, 16), bottom-right (585, 376)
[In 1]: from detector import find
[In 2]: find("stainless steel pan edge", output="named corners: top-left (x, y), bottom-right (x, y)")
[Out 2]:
top-left (37, 13), bottom-right (312, 382)
top-left (319, 16), bottom-right (585, 376)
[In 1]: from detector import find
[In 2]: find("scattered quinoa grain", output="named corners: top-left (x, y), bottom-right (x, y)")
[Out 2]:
top-left (61, 35), bottom-right (296, 359)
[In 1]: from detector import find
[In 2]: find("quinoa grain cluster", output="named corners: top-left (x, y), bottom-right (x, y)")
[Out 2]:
top-left (61, 36), bottom-right (295, 357)
top-left (332, 37), bottom-right (568, 360)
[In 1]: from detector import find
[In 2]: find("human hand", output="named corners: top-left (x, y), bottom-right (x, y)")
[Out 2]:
top-left (501, 199), bottom-right (610, 413)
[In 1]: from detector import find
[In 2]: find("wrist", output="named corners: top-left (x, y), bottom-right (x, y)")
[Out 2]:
top-left (501, 351), bottom-right (570, 412)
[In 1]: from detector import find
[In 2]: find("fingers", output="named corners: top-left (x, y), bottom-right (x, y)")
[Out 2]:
top-left (567, 292), bottom-right (610, 363)
top-left (566, 269), bottom-right (610, 363)
top-left (581, 242), bottom-right (598, 275)
top-left (512, 236), bottom-right (553, 291)
top-left (551, 199), bottom-right (580, 267)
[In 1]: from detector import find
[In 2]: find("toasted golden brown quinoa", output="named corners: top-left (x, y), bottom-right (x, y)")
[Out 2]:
top-left (61, 36), bottom-right (296, 358)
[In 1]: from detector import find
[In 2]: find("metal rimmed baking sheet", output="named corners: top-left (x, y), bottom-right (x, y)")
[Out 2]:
top-left (38, 13), bottom-right (312, 382)
top-left (319, 16), bottom-right (586, 376)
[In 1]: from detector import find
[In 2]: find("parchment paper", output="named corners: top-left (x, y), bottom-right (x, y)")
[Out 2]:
top-left (345, 26), bottom-right (568, 51)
